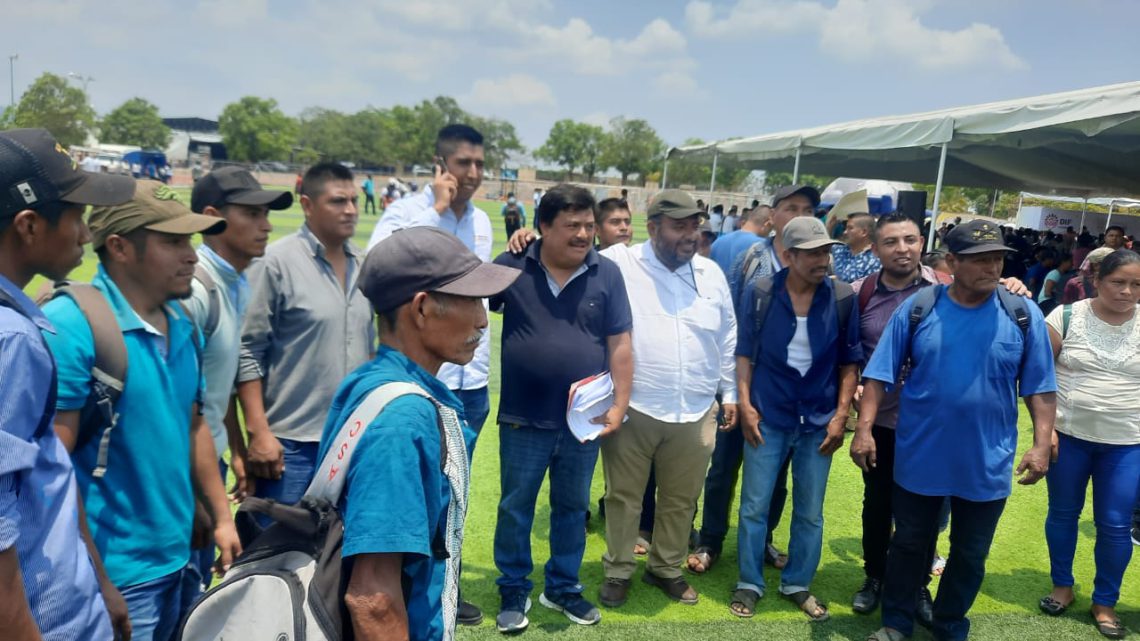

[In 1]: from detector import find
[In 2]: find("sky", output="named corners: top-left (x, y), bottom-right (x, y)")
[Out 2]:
top-left (4, 0), bottom-right (1140, 153)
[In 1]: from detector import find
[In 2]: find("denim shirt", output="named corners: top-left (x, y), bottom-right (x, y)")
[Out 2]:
top-left (737, 270), bottom-right (862, 430)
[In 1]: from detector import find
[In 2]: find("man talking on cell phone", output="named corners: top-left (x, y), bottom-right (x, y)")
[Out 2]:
top-left (366, 124), bottom-right (495, 626)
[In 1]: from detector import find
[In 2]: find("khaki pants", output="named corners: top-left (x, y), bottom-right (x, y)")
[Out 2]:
top-left (601, 405), bottom-right (717, 580)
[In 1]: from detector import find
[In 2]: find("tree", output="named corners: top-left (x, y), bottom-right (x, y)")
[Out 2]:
top-left (6, 72), bottom-right (96, 147)
top-left (218, 96), bottom-right (297, 162)
top-left (664, 137), bottom-right (752, 191)
top-left (579, 124), bottom-right (607, 182)
top-left (535, 119), bottom-right (590, 180)
top-left (763, 171), bottom-right (835, 193)
top-left (470, 115), bottom-right (524, 170)
top-left (100, 97), bottom-right (171, 148)
top-left (602, 117), bottom-right (664, 185)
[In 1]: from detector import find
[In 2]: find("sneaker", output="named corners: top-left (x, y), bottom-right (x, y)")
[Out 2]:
top-left (539, 592), bottom-right (601, 625)
top-left (496, 593), bottom-right (532, 634)
top-left (916, 586), bottom-right (935, 629)
top-left (1132, 525), bottom-right (1140, 546)
top-left (851, 577), bottom-right (882, 614)
top-left (457, 600), bottom-right (484, 626)
top-left (598, 577), bottom-right (632, 608)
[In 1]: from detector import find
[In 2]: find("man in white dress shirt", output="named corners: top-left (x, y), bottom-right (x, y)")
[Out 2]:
top-left (597, 189), bottom-right (738, 609)
top-left (365, 124), bottom-right (494, 626)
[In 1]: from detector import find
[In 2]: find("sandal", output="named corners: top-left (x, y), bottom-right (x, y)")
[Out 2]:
top-left (641, 571), bottom-right (699, 605)
top-left (633, 535), bottom-right (651, 556)
top-left (865, 627), bottom-right (908, 641)
top-left (930, 555), bottom-right (946, 577)
top-left (686, 546), bottom-right (719, 574)
top-left (1039, 595), bottom-right (1072, 616)
top-left (782, 590), bottom-right (830, 622)
top-left (765, 543), bottom-right (788, 569)
top-left (729, 588), bottom-right (761, 618)
top-left (1092, 608), bottom-right (1127, 639)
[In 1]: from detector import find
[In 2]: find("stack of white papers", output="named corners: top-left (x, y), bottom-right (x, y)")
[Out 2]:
top-left (567, 372), bottom-right (616, 443)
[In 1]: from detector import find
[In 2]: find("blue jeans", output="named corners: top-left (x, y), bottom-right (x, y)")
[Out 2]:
top-left (454, 387), bottom-right (490, 460)
top-left (737, 425), bottom-right (832, 596)
top-left (1046, 432), bottom-right (1140, 607)
top-left (191, 459), bottom-right (228, 590)
top-left (252, 438), bottom-right (319, 528)
top-left (494, 424), bottom-right (600, 598)
top-left (882, 484), bottom-right (1006, 641)
top-left (119, 565), bottom-right (201, 641)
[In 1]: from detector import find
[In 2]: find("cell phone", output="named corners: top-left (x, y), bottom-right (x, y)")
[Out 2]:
top-left (434, 155), bottom-right (447, 175)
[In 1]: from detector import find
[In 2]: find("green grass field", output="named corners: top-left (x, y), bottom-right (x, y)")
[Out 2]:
top-left (43, 190), bottom-right (1139, 641)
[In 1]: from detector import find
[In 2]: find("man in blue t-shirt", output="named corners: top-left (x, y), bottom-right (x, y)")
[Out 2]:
top-left (709, 204), bottom-right (771, 277)
top-left (857, 219), bottom-right (1056, 641)
top-left (489, 185), bottom-right (633, 632)
top-left (44, 180), bottom-right (241, 641)
top-left (330, 227), bottom-right (519, 641)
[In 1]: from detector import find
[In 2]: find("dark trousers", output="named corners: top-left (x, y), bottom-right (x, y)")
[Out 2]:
top-left (881, 484), bottom-right (1006, 641)
top-left (505, 220), bottom-right (520, 240)
top-left (698, 425), bottom-right (789, 552)
top-left (861, 426), bottom-right (937, 582)
top-left (364, 194), bottom-right (376, 215)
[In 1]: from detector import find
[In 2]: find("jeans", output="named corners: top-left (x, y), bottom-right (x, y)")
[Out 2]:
top-left (364, 193), bottom-right (376, 215)
top-left (1045, 432), bottom-right (1140, 606)
top-left (494, 424), bottom-right (600, 598)
top-left (191, 459), bottom-right (229, 590)
top-left (119, 565), bottom-right (201, 641)
top-left (454, 387), bottom-right (490, 460)
top-left (737, 425), bottom-right (832, 596)
top-left (252, 438), bottom-right (319, 527)
top-left (861, 426), bottom-right (936, 583)
top-left (881, 484), bottom-right (1006, 641)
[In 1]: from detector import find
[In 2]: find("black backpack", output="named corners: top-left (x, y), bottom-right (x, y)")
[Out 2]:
top-left (748, 275), bottom-right (855, 366)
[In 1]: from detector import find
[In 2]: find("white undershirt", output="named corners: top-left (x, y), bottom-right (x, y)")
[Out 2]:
top-left (787, 316), bottom-right (812, 376)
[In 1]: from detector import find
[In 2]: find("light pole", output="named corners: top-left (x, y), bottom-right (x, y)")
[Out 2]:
top-left (8, 54), bottom-right (17, 107)
top-left (67, 72), bottom-right (94, 94)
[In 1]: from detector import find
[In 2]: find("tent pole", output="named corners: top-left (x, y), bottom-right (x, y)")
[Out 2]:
top-left (1079, 198), bottom-right (1087, 231)
top-left (707, 151), bottom-right (718, 203)
top-left (1106, 201), bottom-right (1115, 230)
top-left (792, 146), bottom-right (802, 183)
top-left (926, 142), bottom-right (949, 253)
top-left (661, 159), bottom-right (669, 189)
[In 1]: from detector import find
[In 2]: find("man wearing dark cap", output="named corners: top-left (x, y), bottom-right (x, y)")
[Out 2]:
top-left (859, 219), bottom-right (1056, 641)
top-left (325, 227), bottom-right (519, 641)
top-left (186, 166), bottom-right (292, 585)
top-left (43, 180), bottom-right (242, 641)
top-left (0, 128), bottom-right (133, 640)
top-left (730, 216), bottom-right (861, 621)
top-left (597, 189), bottom-right (737, 608)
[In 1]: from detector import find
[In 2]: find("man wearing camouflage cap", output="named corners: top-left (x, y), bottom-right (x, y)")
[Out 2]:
top-left (43, 180), bottom-right (242, 641)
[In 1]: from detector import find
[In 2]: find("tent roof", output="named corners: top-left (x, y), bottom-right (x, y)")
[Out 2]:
top-left (668, 82), bottom-right (1140, 198)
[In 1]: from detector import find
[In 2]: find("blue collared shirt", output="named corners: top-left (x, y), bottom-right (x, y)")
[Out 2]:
top-left (737, 270), bottom-right (863, 431)
top-left (0, 275), bottom-right (110, 640)
top-left (831, 244), bottom-right (882, 283)
top-left (44, 265), bottom-right (204, 588)
top-left (318, 346), bottom-right (473, 641)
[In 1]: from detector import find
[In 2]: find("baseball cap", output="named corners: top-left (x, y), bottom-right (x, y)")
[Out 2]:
top-left (190, 166), bottom-right (293, 213)
top-left (0, 128), bottom-right (135, 219)
top-left (943, 219), bottom-right (1014, 255)
top-left (88, 180), bottom-right (227, 249)
top-left (771, 184), bottom-right (821, 209)
top-left (783, 216), bottom-right (842, 250)
top-left (359, 227), bottom-right (520, 313)
top-left (647, 189), bottom-right (706, 220)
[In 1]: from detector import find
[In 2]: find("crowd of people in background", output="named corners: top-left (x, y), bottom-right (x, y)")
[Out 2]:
top-left (3, 123), bottom-right (1140, 641)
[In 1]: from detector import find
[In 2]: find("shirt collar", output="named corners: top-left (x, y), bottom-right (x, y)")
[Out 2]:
top-left (423, 185), bottom-right (475, 221)
top-left (93, 265), bottom-right (188, 335)
top-left (373, 344), bottom-right (463, 411)
top-left (198, 244), bottom-right (243, 287)
top-left (872, 265), bottom-right (941, 293)
top-left (298, 223), bottom-right (360, 260)
top-left (637, 241), bottom-right (701, 274)
top-left (0, 274), bottom-right (53, 332)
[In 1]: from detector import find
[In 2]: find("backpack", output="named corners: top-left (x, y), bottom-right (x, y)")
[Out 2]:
top-left (178, 381), bottom-right (458, 641)
top-left (900, 285), bottom-right (1031, 378)
top-left (503, 203), bottom-right (521, 226)
top-left (856, 269), bottom-right (952, 315)
top-left (748, 275), bottom-right (855, 366)
top-left (185, 264), bottom-right (221, 339)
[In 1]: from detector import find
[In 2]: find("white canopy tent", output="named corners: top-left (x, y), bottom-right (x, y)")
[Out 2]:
top-left (667, 81), bottom-right (1140, 250)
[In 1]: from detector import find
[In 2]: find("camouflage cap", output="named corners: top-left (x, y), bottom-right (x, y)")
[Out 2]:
top-left (88, 180), bottom-right (226, 249)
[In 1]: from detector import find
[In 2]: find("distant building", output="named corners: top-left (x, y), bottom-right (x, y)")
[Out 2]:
top-left (163, 117), bottom-right (226, 166)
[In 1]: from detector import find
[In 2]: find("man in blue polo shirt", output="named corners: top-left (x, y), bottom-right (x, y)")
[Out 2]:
top-left (333, 227), bottom-right (520, 641)
top-left (44, 181), bottom-right (242, 641)
top-left (731, 216), bottom-right (861, 621)
top-left (0, 129), bottom-right (134, 641)
top-left (490, 184), bottom-right (633, 633)
top-left (858, 219), bottom-right (1056, 641)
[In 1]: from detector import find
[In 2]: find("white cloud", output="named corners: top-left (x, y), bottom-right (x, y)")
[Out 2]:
top-left (655, 71), bottom-right (699, 94)
top-left (463, 73), bottom-right (556, 108)
top-left (511, 16), bottom-right (695, 78)
top-left (685, 0), bottom-right (1025, 71)
top-left (580, 111), bottom-right (613, 128)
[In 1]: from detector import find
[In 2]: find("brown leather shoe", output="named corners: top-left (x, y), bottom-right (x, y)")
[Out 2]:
top-left (599, 577), bottom-right (632, 608)
top-left (642, 571), bottom-right (699, 605)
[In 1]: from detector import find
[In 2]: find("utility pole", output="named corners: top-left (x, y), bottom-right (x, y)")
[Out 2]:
top-left (67, 72), bottom-right (95, 94)
top-left (7, 54), bottom-right (17, 107)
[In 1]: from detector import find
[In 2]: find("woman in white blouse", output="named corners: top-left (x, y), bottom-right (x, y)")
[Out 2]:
top-left (1039, 249), bottom-right (1140, 640)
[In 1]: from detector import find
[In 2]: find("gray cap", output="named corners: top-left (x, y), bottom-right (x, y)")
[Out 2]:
top-left (771, 184), bottom-right (821, 209)
top-left (783, 216), bottom-right (842, 250)
top-left (359, 227), bottom-right (520, 313)
top-left (647, 189), bottom-right (706, 220)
